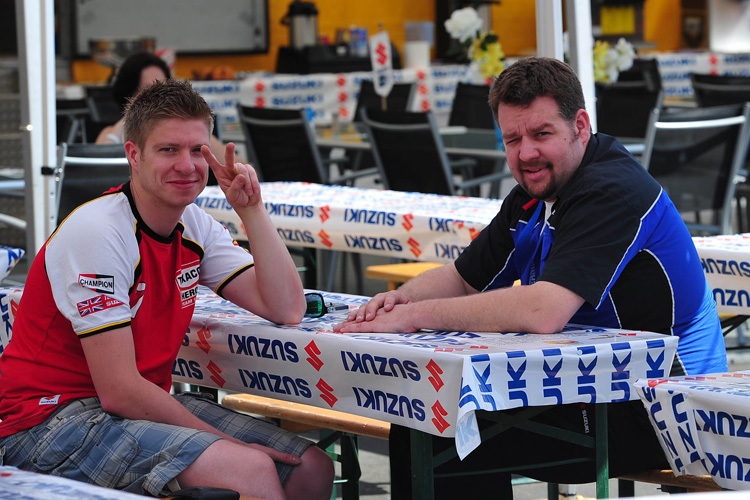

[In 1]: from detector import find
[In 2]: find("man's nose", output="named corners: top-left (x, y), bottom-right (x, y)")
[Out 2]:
top-left (174, 151), bottom-right (195, 172)
top-left (518, 137), bottom-right (539, 161)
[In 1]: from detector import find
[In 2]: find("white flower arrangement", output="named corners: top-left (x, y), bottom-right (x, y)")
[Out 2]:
top-left (444, 7), bottom-right (505, 80)
top-left (593, 37), bottom-right (636, 83)
top-left (444, 6), bottom-right (483, 43)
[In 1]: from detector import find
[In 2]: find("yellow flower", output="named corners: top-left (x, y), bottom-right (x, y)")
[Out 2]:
top-left (471, 31), bottom-right (505, 79)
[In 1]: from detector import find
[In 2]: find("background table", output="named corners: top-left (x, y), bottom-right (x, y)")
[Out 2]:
top-left (195, 182), bottom-right (502, 264)
top-left (0, 466), bottom-right (144, 499)
top-left (693, 233), bottom-right (750, 316)
top-left (634, 371), bottom-right (750, 490)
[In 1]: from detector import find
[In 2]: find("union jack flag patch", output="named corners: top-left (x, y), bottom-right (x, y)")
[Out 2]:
top-left (77, 294), bottom-right (123, 317)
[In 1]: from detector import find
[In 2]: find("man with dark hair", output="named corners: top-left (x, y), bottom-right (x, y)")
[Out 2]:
top-left (336, 57), bottom-right (726, 497)
top-left (0, 79), bottom-right (333, 500)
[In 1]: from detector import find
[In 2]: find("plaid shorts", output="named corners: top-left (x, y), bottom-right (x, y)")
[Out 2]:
top-left (0, 392), bottom-right (314, 497)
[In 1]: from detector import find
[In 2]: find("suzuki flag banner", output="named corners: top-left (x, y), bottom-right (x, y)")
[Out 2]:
top-left (369, 31), bottom-right (393, 97)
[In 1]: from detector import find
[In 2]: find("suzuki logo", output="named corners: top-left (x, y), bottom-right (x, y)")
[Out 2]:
top-left (255, 81), bottom-right (265, 92)
top-left (207, 360), bottom-right (226, 388)
top-left (196, 327), bottom-right (211, 354)
top-left (319, 230), bottom-right (333, 248)
top-left (427, 359), bottom-right (444, 392)
top-left (255, 97), bottom-right (265, 107)
top-left (305, 341), bottom-right (324, 371)
top-left (402, 213), bottom-right (414, 231)
top-left (375, 43), bottom-right (388, 66)
top-left (320, 205), bottom-right (330, 223)
top-left (317, 379), bottom-right (338, 408)
top-left (431, 400), bottom-right (450, 434)
top-left (408, 237), bottom-right (422, 258)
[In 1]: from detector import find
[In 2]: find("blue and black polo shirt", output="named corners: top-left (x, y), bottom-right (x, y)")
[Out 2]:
top-left (455, 133), bottom-right (727, 376)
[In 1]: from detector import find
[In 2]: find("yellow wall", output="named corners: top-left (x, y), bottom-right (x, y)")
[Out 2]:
top-left (71, 0), bottom-right (684, 83)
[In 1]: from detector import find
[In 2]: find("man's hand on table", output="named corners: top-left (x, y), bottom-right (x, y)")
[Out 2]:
top-left (334, 290), bottom-right (417, 333)
top-left (202, 142), bottom-right (262, 210)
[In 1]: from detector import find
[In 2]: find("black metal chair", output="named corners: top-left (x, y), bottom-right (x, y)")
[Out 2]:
top-left (50, 143), bottom-right (130, 225)
top-left (447, 82), bottom-right (504, 197)
top-left (236, 104), bottom-right (375, 292)
top-left (353, 80), bottom-right (415, 123)
top-left (690, 73), bottom-right (750, 108)
top-left (361, 108), bottom-right (509, 196)
top-left (689, 73), bottom-right (750, 232)
top-left (595, 81), bottom-right (664, 141)
top-left (448, 82), bottom-right (494, 130)
top-left (83, 85), bottom-right (121, 143)
top-left (617, 58), bottom-right (662, 92)
top-left (642, 103), bottom-right (750, 235)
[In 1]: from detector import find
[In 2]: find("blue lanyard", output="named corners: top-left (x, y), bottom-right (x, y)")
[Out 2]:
top-left (515, 201), bottom-right (553, 285)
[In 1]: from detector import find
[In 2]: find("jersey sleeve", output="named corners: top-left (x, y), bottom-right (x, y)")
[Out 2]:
top-left (45, 201), bottom-right (139, 337)
top-left (182, 204), bottom-right (255, 294)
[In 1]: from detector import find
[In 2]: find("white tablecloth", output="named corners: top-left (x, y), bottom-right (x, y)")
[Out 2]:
top-left (195, 182), bottom-right (502, 263)
top-left (693, 234), bottom-right (750, 316)
top-left (635, 371), bottom-right (750, 490)
top-left (0, 286), bottom-right (677, 460)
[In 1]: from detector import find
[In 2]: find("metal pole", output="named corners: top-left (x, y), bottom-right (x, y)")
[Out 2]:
top-left (16, 0), bottom-right (57, 259)
top-left (535, 0), bottom-right (564, 61)
top-left (565, 0), bottom-right (597, 131)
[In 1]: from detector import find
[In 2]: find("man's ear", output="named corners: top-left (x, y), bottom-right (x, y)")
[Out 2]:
top-left (575, 109), bottom-right (591, 143)
top-left (124, 141), bottom-right (139, 172)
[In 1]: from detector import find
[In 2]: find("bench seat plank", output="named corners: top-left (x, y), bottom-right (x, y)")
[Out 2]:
top-left (222, 393), bottom-right (390, 440)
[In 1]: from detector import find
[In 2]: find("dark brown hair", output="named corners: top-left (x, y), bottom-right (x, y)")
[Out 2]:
top-left (488, 57), bottom-right (585, 123)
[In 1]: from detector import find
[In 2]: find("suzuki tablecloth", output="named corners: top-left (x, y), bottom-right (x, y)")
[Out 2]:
top-left (194, 182), bottom-right (503, 264)
top-left (635, 371), bottom-right (750, 490)
top-left (693, 233), bottom-right (750, 315)
top-left (0, 286), bottom-right (677, 460)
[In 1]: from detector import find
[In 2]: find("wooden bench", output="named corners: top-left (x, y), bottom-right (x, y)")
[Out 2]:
top-left (221, 393), bottom-right (390, 500)
top-left (364, 262), bottom-right (443, 291)
top-left (222, 393), bottom-right (390, 439)
top-left (617, 469), bottom-right (721, 495)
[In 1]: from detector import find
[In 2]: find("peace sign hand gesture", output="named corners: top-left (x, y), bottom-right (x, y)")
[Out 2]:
top-left (201, 142), bottom-right (262, 210)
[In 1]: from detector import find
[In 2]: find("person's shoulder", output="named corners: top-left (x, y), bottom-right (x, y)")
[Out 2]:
top-left (57, 191), bottom-right (132, 235)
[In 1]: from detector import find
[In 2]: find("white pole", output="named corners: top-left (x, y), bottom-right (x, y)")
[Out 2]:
top-left (535, 0), bottom-right (564, 61)
top-left (15, 0), bottom-right (57, 259)
top-left (565, 0), bottom-right (597, 131)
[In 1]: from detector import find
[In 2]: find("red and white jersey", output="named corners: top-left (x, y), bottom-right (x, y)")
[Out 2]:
top-left (0, 183), bottom-right (253, 437)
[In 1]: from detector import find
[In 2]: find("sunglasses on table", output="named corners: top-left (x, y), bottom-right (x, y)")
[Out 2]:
top-left (304, 292), bottom-right (350, 318)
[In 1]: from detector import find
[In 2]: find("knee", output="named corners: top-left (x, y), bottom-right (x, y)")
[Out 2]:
top-left (287, 446), bottom-right (334, 499)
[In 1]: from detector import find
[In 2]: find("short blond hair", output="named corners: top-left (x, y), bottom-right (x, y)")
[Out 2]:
top-left (123, 79), bottom-right (214, 148)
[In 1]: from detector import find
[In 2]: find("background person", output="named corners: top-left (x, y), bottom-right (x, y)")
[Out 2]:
top-left (335, 57), bottom-right (727, 498)
top-left (95, 51), bottom-right (240, 169)
top-left (0, 79), bottom-right (333, 500)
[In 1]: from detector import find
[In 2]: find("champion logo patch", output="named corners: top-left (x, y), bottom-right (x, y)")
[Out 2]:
top-left (78, 274), bottom-right (115, 294)
top-left (39, 395), bottom-right (60, 406)
top-left (77, 294), bottom-right (124, 317)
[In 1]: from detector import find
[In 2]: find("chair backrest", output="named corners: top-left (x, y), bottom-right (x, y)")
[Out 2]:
top-left (55, 143), bottom-right (130, 224)
top-left (360, 108), bottom-right (456, 195)
top-left (84, 85), bottom-right (121, 124)
top-left (353, 80), bottom-right (415, 123)
top-left (236, 104), bottom-right (327, 183)
top-left (690, 73), bottom-right (750, 107)
top-left (617, 58), bottom-right (662, 92)
top-left (641, 102), bottom-right (750, 235)
top-left (595, 81), bottom-right (664, 140)
top-left (448, 82), bottom-right (495, 130)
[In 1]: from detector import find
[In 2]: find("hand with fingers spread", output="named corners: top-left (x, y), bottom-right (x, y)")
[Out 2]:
top-left (201, 142), bottom-right (262, 210)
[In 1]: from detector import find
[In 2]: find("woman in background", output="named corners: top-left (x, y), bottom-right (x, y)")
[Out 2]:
top-left (96, 52), bottom-right (238, 167)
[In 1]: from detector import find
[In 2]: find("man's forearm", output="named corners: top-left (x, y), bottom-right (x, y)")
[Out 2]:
top-left (237, 203), bottom-right (305, 322)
